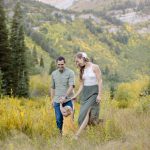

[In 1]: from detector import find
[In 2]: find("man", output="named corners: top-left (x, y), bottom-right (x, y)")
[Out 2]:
top-left (50, 56), bottom-right (75, 133)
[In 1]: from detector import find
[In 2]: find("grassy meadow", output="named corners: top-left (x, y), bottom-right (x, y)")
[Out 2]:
top-left (0, 74), bottom-right (149, 150)
top-left (1, 1), bottom-right (150, 149)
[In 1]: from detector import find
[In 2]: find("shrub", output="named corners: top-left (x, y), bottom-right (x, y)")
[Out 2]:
top-left (29, 74), bottom-right (50, 97)
top-left (114, 77), bottom-right (149, 108)
top-left (0, 97), bottom-right (58, 140)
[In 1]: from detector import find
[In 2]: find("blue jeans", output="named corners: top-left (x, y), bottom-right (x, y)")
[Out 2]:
top-left (54, 100), bottom-right (73, 131)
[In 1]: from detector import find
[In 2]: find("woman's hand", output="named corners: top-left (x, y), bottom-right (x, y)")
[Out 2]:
top-left (71, 95), bottom-right (77, 101)
top-left (96, 95), bottom-right (101, 104)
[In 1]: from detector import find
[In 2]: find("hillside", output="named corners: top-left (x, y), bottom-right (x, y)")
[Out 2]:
top-left (70, 0), bottom-right (149, 11)
top-left (4, 0), bottom-right (150, 88)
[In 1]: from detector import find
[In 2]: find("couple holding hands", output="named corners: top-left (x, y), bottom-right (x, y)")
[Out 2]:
top-left (50, 52), bottom-right (102, 139)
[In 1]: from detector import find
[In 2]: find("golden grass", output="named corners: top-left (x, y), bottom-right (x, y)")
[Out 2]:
top-left (0, 94), bottom-right (149, 150)
top-left (29, 73), bottom-right (50, 97)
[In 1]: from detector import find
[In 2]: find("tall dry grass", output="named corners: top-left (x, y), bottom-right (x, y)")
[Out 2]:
top-left (0, 94), bottom-right (149, 150)
top-left (0, 75), bottom-right (149, 150)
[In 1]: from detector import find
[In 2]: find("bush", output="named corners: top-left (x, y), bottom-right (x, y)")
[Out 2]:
top-left (115, 77), bottom-right (149, 108)
top-left (136, 96), bottom-right (150, 113)
top-left (84, 19), bottom-right (97, 35)
top-left (0, 97), bottom-right (58, 140)
top-left (113, 31), bottom-right (130, 44)
top-left (29, 74), bottom-right (50, 97)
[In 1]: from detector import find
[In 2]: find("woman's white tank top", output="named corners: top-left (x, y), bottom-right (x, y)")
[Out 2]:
top-left (82, 64), bottom-right (98, 86)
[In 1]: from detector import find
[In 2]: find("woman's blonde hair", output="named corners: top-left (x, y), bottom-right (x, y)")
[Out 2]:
top-left (76, 52), bottom-right (89, 80)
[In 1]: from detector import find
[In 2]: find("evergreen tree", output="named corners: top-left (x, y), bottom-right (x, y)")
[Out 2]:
top-left (32, 45), bottom-right (38, 65)
top-left (49, 60), bottom-right (56, 75)
top-left (104, 66), bottom-right (110, 76)
top-left (0, 0), bottom-right (12, 95)
top-left (110, 84), bottom-right (116, 99)
top-left (10, 2), bottom-right (29, 97)
top-left (0, 70), bottom-right (3, 95)
top-left (40, 56), bottom-right (44, 68)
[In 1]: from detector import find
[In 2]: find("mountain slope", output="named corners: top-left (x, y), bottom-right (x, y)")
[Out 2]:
top-left (70, 0), bottom-right (147, 12)
top-left (4, 0), bottom-right (150, 86)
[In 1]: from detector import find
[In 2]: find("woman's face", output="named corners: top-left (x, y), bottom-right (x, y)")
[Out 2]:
top-left (75, 57), bottom-right (85, 67)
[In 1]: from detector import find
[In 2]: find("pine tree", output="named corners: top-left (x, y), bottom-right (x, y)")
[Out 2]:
top-left (0, 70), bottom-right (3, 95)
top-left (40, 56), bottom-right (44, 68)
top-left (0, 0), bottom-right (12, 95)
top-left (110, 84), bottom-right (115, 99)
top-left (49, 60), bottom-right (56, 75)
top-left (32, 45), bottom-right (38, 65)
top-left (10, 2), bottom-right (29, 97)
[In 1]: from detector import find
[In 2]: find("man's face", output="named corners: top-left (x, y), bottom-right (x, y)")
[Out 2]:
top-left (57, 60), bottom-right (65, 71)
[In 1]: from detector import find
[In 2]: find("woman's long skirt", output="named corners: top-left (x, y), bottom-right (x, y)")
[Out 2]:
top-left (78, 85), bottom-right (100, 126)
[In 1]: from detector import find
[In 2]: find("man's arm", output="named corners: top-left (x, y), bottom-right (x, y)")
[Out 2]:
top-left (50, 88), bottom-right (55, 106)
top-left (50, 74), bottom-right (55, 106)
top-left (61, 70), bottom-right (75, 103)
top-left (65, 85), bottom-right (74, 98)
top-left (60, 85), bottom-right (74, 103)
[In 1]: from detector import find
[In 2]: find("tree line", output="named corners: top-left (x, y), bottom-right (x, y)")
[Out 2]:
top-left (0, 0), bottom-right (29, 97)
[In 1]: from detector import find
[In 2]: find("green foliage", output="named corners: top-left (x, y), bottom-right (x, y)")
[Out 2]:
top-left (29, 74), bottom-right (50, 97)
top-left (49, 60), bottom-right (56, 75)
top-left (32, 45), bottom-right (38, 65)
top-left (113, 31), bottom-right (130, 44)
top-left (3, 0), bottom-right (150, 87)
top-left (73, 46), bottom-right (81, 53)
top-left (110, 0), bottom-right (137, 10)
top-left (102, 15), bottom-right (123, 25)
top-left (25, 37), bottom-right (52, 74)
top-left (117, 100), bottom-right (129, 108)
top-left (10, 2), bottom-right (29, 97)
top-left (40, 56), bottom-right (44, 68)
top-left (110, 84), bottom-right (116, 99)
top-left (66, 34), bottom-right (72, 41)
top-left (136, 97), bottom-right (150, 114)
top-left (84, 19), bottom-right (97, 35)
top-left (0, 70), bottom-right (3, 95)
top-left (116, 88), bottom-right (131, 101)
top-left (114, 77), bottom-right (150, 108)
top-left (140, 79), bottom-right (150, 96)
top-left (26, 28), bottom-right (58, 59)
top-left (0, 0), bottom-right (12, 95)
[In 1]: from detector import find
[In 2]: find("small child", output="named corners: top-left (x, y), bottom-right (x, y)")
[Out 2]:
top-left (60, 102), bottom-right (76, 136)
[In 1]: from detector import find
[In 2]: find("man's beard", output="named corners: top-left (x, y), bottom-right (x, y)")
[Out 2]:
top-left (59, 68), bottom-right (64, 73)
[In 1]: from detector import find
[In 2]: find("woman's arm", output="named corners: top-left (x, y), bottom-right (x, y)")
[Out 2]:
top-left (93, 64), bottom-right (102, 103)
top-left (72, 80), bottom-right (83, 100)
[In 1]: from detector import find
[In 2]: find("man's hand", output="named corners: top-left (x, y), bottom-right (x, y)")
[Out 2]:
top-left (51, 99), bottom-right (54, 107)
top-left (59, 96), bottom-right (66, 104)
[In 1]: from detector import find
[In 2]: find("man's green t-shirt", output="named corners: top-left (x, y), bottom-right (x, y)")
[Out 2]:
top-left (51, 68), bottom-right (75, 103)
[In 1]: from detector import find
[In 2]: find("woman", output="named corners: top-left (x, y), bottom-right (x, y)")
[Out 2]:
top-left (72, 52), bottom-right (102, 138)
